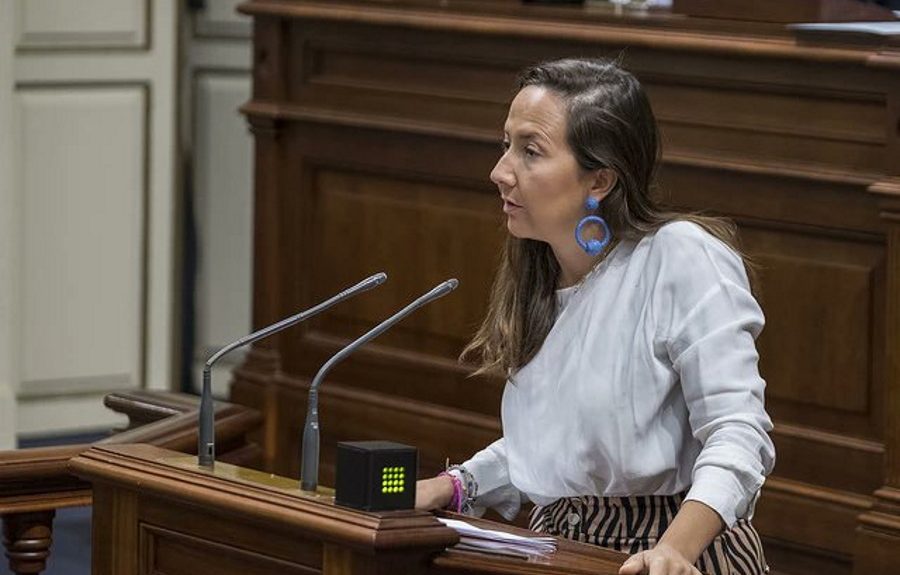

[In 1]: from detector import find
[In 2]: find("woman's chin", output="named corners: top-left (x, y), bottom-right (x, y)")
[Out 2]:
top-left (505, 219), bottom-right (537, 241)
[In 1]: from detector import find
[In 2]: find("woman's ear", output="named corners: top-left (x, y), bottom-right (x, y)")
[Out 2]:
top-left (589, 168), bottom-right (617, 201)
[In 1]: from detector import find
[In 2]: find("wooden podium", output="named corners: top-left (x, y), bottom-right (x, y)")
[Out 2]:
top-left (69, 444), bottom-right (627, 575)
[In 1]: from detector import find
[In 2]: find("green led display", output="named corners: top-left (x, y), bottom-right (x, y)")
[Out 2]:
top-left (380, 466), bottom-right (406, 494)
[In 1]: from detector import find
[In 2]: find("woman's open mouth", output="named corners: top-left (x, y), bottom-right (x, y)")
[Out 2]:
top-left (502, 197), bottom-right (523, 213)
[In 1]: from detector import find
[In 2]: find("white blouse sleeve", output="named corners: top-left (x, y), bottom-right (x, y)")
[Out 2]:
top-left (654, 223), bottom-right (776, 528)
top-left (454, 437), bottom-right (523, 521)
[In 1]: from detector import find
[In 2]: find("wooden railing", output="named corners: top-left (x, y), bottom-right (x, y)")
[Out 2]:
top-left (0, 391), bottom-right (262, 575)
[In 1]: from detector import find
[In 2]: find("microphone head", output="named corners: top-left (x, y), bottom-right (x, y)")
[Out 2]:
top-left (356, 272), bottom-right (387, 292)
top-left (431, 278), bottom-right (459, 297)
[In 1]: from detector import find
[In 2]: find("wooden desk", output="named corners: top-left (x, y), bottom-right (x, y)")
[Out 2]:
top-left (231, 2), bottom-right (900, 574)
top-left (70, 444), bottom-right (625, 575)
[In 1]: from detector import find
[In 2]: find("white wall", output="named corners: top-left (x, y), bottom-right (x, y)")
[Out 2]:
top-left (0, 0), bottom-right (19, 448)
top-left (183, 0), bottom-right (253, 398)
top-left (7, 0), bottom-right (178, 438)
top-left (1, 0), bottom-right (254, 441)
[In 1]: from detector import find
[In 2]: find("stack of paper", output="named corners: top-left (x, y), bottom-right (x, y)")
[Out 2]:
top-left (437, 517), bottom-right (557, 559)
top-left (788, 22), bottom-right (900, 37)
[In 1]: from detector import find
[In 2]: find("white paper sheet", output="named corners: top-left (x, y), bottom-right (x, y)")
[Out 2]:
top-left (789, 22), bottom-right (900, 36)
top-left (438, 517), bottom-right (557, 558)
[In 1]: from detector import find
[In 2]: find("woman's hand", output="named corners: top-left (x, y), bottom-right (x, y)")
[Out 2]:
top-left (618, 542), bottom-right (702, 575)
top-left (619, 500), bottom-right (721, 575)
top-left (415, 475), bottom-right (455, 511)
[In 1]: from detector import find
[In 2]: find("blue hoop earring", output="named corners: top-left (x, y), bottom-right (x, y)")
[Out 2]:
top-left (575, 197), bottom-right (611, 256)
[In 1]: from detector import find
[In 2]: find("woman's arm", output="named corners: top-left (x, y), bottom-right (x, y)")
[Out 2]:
top-left (415, 475), bottom-right (454, 510)
top-left (619, 500), bottom-right (722, 575)
top-left (414, 437), bottom-right (523, 519)
top-left (655, 224), bottom-right (775, 527)
top-left (657, 500), bottom-right (724, 563)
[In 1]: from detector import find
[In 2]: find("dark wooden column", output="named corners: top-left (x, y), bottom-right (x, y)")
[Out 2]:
top-left (2, 511), bottom-right (55, 575)
top-left (855, 186), bottom-right (900, 573)
top-left (229, 14), bottom-right (290, 473)
top-left (855, 41), bottom-right (900, 573)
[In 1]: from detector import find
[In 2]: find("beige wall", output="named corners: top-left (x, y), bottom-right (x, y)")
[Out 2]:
top-left (1, 0), bottom-right (255, 441)
top-left (182, 0), bottom-right (253, 398)
top-left (4, 0), bottom-right (178, 438)
top-left (0, 0), bottom-right (18, 449)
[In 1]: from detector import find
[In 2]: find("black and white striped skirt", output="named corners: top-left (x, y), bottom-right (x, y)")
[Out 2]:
top-left (528, 492), bottom-right (769, 575)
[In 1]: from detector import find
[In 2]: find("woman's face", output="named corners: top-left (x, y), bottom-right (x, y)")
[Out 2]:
top-left (491, 86), bottom-right (604, 247)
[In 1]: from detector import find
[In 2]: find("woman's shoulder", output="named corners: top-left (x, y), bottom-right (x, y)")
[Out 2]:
top-left (638, 219), bottom-right (748, 285)
top-left (650, 219), bottom-right (723, 248)
top-left (646, 220), bottom-right (740, 261)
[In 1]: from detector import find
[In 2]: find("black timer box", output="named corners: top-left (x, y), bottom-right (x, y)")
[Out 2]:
top-left (334, 440), bottom-right (417, 511)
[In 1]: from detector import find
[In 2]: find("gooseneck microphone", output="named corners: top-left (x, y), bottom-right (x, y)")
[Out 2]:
top-left (299, 278), bottom-right (459, 492)
top-left (198, 272), bottom-right (388, 467)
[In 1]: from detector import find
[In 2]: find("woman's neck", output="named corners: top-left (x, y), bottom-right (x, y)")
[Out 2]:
top-left (552, 242), bottom-right (604, 289)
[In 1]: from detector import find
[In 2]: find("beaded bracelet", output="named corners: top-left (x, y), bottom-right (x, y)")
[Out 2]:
top-left (445, 464), bottom-right (478, 515)
top-left (438, 471), bottom-right (463, 513)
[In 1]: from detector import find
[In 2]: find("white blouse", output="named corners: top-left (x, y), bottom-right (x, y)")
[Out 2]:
top-left (459, 221), bottom-right (776, 528)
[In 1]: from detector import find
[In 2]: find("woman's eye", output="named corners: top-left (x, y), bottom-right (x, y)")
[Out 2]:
top-left (524, 146), bottom-right (539, 158)
top-left (500, 140), bottom-right (510, 153)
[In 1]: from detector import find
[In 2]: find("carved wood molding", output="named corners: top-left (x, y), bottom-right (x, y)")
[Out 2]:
top-left (70, 443), bottom-right (457, 552)
top-left (237, 1), bottom-right (885, 66)
top-left (862, 487), bottom-right (900, 532)
top-left (868, 177), bottom-right (900, 222)
top-left (0, 392), bottom-right (262, 512)
top-left (241, 100), bottom-right (496, 143)
top-left (854, 487), bottom-right (900, 575)
top-left (0, 447), bottom-right (91, 515)
top-left (241, 100), bottom-right (884, 191)
top-left (764, 476), bottom-right (872, 511)
top-left (246, 114), bottom-right (284, 139)
top-left (238, 346), bottom-right (282, 377)
top-left (0, 392), bottom-right (262, 575)
top-left (868, 48), bottom-right (900, 71)
top-left (772, 422), bottom-right (883, 455)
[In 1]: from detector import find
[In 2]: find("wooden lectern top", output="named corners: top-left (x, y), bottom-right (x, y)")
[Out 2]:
top-left (70, 444), bottom-right (626, 575)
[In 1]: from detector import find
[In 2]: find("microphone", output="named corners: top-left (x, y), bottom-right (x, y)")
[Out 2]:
top-left (198, 272), bottom-right (387, 467)
top-left (300, 278), bottom-right (459, 492)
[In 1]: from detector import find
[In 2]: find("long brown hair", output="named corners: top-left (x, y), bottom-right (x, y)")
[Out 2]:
top-left (462, 58), bottom-right (750, 378)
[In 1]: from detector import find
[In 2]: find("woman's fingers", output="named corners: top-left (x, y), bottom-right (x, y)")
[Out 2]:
top-left (618, 549), bottom-right (705, 575)
top-left (618, 551), bottom-right (648, 574)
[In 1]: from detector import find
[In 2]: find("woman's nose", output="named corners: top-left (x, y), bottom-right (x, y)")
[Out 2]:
top-left (490, 154), bottom-right (514, 188)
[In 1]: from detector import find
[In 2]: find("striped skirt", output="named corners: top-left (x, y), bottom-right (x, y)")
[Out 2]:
top-left (528, 492), bottom-right (769, 575)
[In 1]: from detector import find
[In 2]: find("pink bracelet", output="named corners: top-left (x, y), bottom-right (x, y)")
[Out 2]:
top-left (438, 471), bottom-right (463, 513)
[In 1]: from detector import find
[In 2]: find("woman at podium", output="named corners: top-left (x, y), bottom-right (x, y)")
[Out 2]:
top-left (416, 58), bottom-right (775, 575)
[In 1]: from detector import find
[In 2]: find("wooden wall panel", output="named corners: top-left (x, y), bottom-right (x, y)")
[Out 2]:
top-left (139, 489), bottom-right (324, 573)
top-left (272, 375), bottom-right (501, 484)
top-left (751, 232), bottom-right (880, 416)
top-left (285, 22), bottom-right (519, 132)
top-left (647, 83), bottom-right (885, 146)
top-left (660, 164), bottom-right (883, 234)
top-left (14, 0), bottom-right (148, 50)
top-left (767, 426), bottom-right (882, 495)
top-left (141, 525), bottom-right (319, 575)
top-left (307, 168), bottom-right (501, 350)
